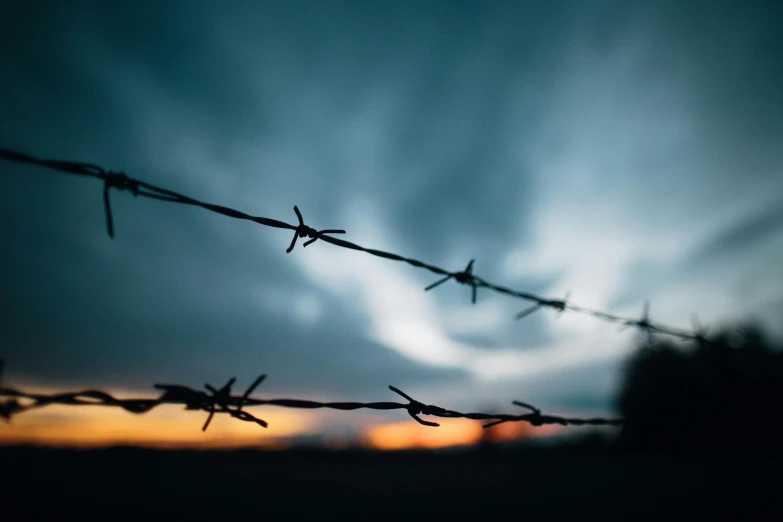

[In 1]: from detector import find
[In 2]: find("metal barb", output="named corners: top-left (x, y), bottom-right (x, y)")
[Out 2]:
top-left (102, 171), bottom-right (139, 238)
top-left (424, 259), bottom-right (479, 304)
top-left (286, 205), bottom-right (346, 253)
top-left (388, 385), bottom-right (441, 427)
top-left (483, 400), bottom-right (541, 428)
top-left (0, 398), bottom-right (21, 421)
top-left (516, 303), bottom-right (543, 320)
top-left (201, 377), bottom-right (235, 431)
top-left (548, 290), bottom-right (571, 319)
top-left (516, 291), bottom-right (571, 321)
top-left (199, 377), bottom-right (269, 431)
top-left (513, 400), bottom-right (543, 426)
top-left (620, 300), bottom-right (654, 344)
top-left (238, 374), bottom-right (266, 412)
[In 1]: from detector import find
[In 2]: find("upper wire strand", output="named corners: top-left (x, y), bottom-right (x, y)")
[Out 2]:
top-left (0, 147), bottom-right (724, 346)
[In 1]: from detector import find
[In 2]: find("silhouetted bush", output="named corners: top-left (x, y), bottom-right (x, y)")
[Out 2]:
top-left (617, 323), bottom-right (783, 455)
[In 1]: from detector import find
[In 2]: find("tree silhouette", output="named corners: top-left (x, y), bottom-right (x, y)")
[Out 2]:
top-left (617, 323), bottom-right (783, 455)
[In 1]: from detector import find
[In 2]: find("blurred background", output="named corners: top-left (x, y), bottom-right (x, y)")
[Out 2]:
top-left (1, 0), bottom-right (782, 451)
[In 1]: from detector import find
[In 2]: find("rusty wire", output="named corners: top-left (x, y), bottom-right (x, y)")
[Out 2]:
top-left (0, 147), bottom-right (722, 347)
top-left (0, 361), bottom-right (623, 431)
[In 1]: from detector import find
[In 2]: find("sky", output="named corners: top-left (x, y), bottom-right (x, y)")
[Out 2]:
top-left (1, 0), bottom-right (782, 449)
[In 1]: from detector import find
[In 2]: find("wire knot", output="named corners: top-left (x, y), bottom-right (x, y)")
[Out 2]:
top-left (0, 399), bottom-right (21, 421)
top-left (154, 384), bottom-right (208, 410)
top-left (155, 374), bottom-right (268, 431)
top-left (389, 385), bottom-right (443, 427)
top-left (424, 259), bottom-right (479, 304)
top-left (516, 291), bottom-right (572, 321)
top-left (286, 205), bottom-right (346, 253)
top-left (483, 401), bottom-right (542, 428)
top-left (102, 171), bottom-right (140, 239)
top-left (620, 300), bottom-right (655, 343)
top-left (105, 171), bottom-right (139, 195)
top-left (199, 374), bottom-right (268, 431)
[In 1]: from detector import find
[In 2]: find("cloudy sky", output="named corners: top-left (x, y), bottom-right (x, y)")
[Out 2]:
top-left (1, 0), bottom-right (782, 447)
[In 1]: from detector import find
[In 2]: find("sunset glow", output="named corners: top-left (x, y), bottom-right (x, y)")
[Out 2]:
top-left (0, 402), bottom-right (311, 449)
top-left (362, 418), bottom-right (564, 451)
top-left (363, 419), bottom-right (483, 450)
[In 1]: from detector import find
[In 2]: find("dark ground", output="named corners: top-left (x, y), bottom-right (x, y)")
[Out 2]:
top-left (2, 443), bottom-right (780, 521)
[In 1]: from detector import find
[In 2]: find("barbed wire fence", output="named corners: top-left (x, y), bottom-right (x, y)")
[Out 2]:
top-left (0, 359), bottom-right (622, 430)
top-left (0, 147), bottom-right (730, 434)
top-left (0, 147), bottom-right (715, 345)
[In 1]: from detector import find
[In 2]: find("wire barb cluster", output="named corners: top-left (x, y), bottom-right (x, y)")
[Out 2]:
top-left (424, 259), bottom-right (479, 304)
top-left (516, 290), bottom-right (571, 321)
top-left (103, 171), bottom-right (141, 237)
top-left (0, 361), bottom-right (624, 431)
top-left (619, 301), bottom-right (655, 344)
top-left (286, 205), bottom-right (345, 253)
top-left (0, 147), bottom-right (725, 346)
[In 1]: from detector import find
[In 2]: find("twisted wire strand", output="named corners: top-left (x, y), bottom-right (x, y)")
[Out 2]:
top-left (0, 147), bottom-right (718, 345)
top-left (0, 363), bottom-right (624, 431)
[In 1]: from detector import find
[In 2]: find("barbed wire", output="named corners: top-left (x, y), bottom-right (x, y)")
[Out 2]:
top-left (0, 147), bottom-right (722, 346)
top-left (0, 360), bottom-right (623, 431)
